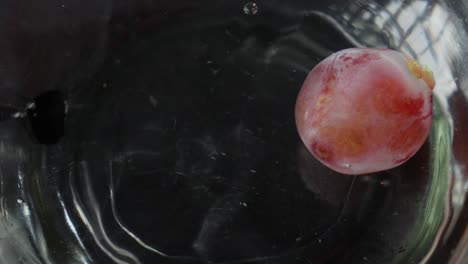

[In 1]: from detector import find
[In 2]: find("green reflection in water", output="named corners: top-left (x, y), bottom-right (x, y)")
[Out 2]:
top-left (395, 98), bottom-right (451, 263)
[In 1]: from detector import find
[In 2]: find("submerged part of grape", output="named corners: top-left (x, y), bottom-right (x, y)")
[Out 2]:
top-left (295, 48), bottom-right (434, 175)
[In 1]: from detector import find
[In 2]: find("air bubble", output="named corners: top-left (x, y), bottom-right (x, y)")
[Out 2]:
top-left (380, 180), bottom-right (390, 187)
top-left (243, 2), bottom-right (258, 15)
top-left (12, 112), bottom-right (26, 119)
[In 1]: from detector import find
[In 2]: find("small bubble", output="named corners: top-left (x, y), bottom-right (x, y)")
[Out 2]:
top-left (210, 68), bottom-right (220, 76)
top-left (380, 180), bottom-right (390, 187)
top-left (17, 199), bottom-right (23, 204)
top-left (149, 96), bottom-right (158, 108)
top-left (12, 112), bottom-right (26, 119)
top-left (242, 70), bottom-right (255, 78)
top-left (243, 2), bottom-right (258, 15)
top-left (26, 102), bottom-right (36, 110)
top-left (342, 163), bottom-right (351, 168)
top-left (206, 60), bottom-right (221, 76)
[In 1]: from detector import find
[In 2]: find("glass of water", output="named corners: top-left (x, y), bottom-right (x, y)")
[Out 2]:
top-left (0, 0), bottom-right (466, 263)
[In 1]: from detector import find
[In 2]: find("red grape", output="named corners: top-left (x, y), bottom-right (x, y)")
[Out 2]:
top-left (295, 48), bottom-right (434, 175)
